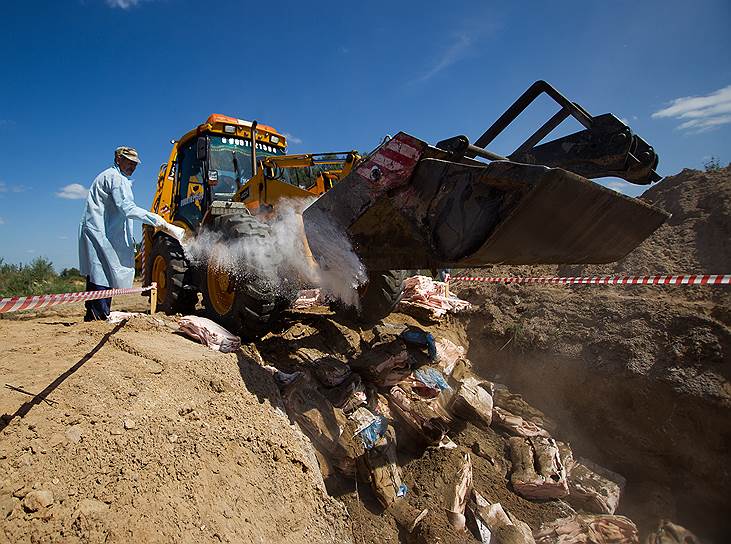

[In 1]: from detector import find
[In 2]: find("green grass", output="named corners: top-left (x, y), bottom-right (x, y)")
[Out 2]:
top-left (0, 257), bottom-right (85, 298)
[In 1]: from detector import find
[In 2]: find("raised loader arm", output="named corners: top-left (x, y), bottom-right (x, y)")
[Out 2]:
top-left (436, 80), bottom-right (660, 185)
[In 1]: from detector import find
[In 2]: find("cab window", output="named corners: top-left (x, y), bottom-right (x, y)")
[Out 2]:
top-left (176, 140), bottom-right (205, 228)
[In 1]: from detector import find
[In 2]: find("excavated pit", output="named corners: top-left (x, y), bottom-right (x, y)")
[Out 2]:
top-left (464, 327), bottom-right (729, 542)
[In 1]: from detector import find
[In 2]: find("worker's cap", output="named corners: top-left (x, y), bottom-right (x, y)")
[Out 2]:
top-left (115, 146), bottom-right (141, 164)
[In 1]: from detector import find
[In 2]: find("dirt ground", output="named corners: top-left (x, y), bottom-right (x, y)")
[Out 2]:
top-left (0, 298), bottom-right (352, 544)
top-left (1, 166), bottom-right (729, 543)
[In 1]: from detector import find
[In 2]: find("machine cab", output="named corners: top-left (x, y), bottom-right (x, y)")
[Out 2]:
top-left (171, 115), bottom-right (287, 230)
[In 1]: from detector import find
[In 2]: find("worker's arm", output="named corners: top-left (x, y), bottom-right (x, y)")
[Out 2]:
top-left (109, 175), bottom-right (165, 227)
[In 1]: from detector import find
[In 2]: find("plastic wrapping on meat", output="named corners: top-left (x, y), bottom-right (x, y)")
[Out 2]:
top-left (398, 275), bottom-right (472, 320)
top-left (534, 514), bottom-right (639, 544)
top-left (644, 520), bottom-right (700, 544)
top-left (445, 452), bottom-right (472, 531)
top-left (494, 388), bottom-right (556, 433)
top-left (350, 406), bottom-right (389, 450)
top-left (177, 315), bottom-right (241, 353)
top-left (566, 456), bottom-right (626, 515)
top-left (322, 373), bottom-right (367, 413)
top-left (292, 288), bottom-right (323, 308)
top-left (451, 380), bottom-right (494, 429)
top-left (509, 436), bottom-right (569, 500)
top-left (435, 337), bottom-right (469, 377)
top-left (358, 424), bottom-right (406, 508)
top-left (387, 385), bottom-right (451, 445)
top-left (470, 491), bottom-right (536, 544)
top-left (493, 406), bottom-right (550, 438)
top-left (350, 340), bottom-right (411, 386)
top-left (411, 366), bottom-right (451, 397)
top-left (282, 376), bottom-right (364, 476)
top-left (313, 356), bottom-right (352, 387)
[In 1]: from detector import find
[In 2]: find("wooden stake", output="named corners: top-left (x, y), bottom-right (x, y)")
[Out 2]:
top-left (149, 282), bottom-right (157, 314)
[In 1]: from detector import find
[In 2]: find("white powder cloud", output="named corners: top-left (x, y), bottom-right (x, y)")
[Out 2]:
top-left (652, 85), bottom-right (731, 133)
top-left (56, 183), bottom-right (89, 200)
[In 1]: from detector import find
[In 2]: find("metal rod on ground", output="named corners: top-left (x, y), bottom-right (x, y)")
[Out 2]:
top-left (4, 384), bottom-right (58, 406)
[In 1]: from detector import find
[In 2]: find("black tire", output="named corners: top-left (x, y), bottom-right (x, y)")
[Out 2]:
top-left (150, 235), bottom-right (197, 314)
top-left (200, 213), bottom-right (293, 339)
top-left (340, 270), bottom-right (407, 324)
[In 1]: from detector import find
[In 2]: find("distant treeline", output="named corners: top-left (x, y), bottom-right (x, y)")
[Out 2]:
top-left (0, 257), bottom-right (85, 297)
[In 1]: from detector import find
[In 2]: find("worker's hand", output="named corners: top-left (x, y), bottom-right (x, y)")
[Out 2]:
top-left (150, 213), bottom-right (167, 227)
top-left (161, 222), bottom-right (186, 242)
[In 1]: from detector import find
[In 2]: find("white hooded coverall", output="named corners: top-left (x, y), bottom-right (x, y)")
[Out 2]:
top-left (78, 164), bottom-right (164, 288)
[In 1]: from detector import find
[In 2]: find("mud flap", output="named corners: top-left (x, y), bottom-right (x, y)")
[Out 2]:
top-left (302, 132), bottom-right (668, 270)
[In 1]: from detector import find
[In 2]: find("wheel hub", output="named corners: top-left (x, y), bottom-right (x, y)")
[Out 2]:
top-left (152, 255), bottom-right (168, 301)
top-left (207, 262), bottom-right (235, 315)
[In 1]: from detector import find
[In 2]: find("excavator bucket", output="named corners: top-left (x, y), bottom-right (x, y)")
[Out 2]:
top-left (302, 132), bottom-right (669, 271)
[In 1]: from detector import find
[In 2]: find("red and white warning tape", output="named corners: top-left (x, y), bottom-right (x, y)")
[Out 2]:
top-left (0, 284), bottom-right (156, 314)
top-left (446, 274), bottom-right (730, 286)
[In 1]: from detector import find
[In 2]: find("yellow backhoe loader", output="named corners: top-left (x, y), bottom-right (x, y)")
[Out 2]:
top-left (142, 81), bottom-right (668, 337)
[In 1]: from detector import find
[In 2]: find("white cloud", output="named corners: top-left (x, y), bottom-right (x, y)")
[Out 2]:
top-left (0, 180), bottom-right (28, 193)
top-left (652, 85), bottom-right (731, 133)
top-left (56, 183), bottom-right (89, 200)
top-left (416, 33), bottom-right (472, 83)
top-left (677, 114), bottom-right (731, 132)
top-left (106, 0), bottom-right (141, 8)
top-left (283, 132), bottom-right (303, 145)
top-left (58, 235), bottom-right (69, 240)
top-left (0, 217), bottom-right (5, 225)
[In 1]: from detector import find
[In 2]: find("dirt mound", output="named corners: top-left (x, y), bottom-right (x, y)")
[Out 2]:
top-left (629, 165), bottom-right (731, 274)
top-left (453, 167), bottom-right (731, 541)
top-left (0, 306), bottom-right (351, 544)
top-left (556, 164), bottom-right (730, 281)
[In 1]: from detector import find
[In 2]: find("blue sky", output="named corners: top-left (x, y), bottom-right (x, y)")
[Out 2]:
top-left (1, 0), bottom-right (729, 270)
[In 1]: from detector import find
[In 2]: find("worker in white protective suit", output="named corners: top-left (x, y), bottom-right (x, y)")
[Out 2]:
top-left (78, 146), bottom-right (184, 321)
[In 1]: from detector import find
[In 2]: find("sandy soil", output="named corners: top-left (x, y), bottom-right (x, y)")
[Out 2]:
top-left (0, 298), bottom-right (351, 544)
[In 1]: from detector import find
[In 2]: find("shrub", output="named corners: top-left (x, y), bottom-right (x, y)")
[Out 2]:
top-left (0, 257), bottom-right (85, 297)
top-left (704, 156), bottom-right (721, 172)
